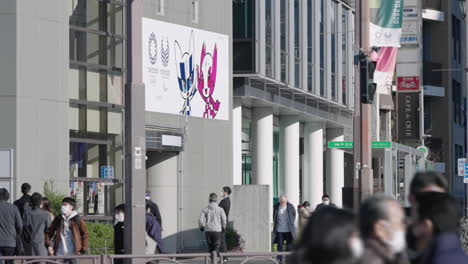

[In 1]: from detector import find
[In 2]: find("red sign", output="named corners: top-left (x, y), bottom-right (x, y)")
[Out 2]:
top-left (397, 77), bottom-right (420, 91)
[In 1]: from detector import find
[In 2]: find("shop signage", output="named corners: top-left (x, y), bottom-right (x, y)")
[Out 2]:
top-left (100, 166), bottom-right (114, 179)
top-left (464, 164), bottom-right (468, 183)
top-left (397, 77), bottom-right (420, 91)
top-left (372, 141), bottom-right (392, 148)
top-left (397, 93), bottom-right (420, 140)
top-left (142, 18), bottom-right (230, 120)
top-left (403, 8), bottom-right (418, 18)
top-left (458, 158), bottom-right (466, 176)
top-left (328, 142), bottom-right (354, 148)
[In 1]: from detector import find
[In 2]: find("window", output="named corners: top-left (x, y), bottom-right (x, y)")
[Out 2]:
top-left (280, 0), bottom-right (288, 83)
top-left (294, 0), bottom-right (301, 88)
top-left (192, 0), bottom-right (199, 24)
top-left (424, 98), bottom-right (432, 134)
top-left (342, 8), bottom-right (348, 105)
top-left (307, 0), bottom-right (313, 92)
top-left (453, 80), bottom-right (462, 125)
top-left (233, 0), bottom-right (255, 72)
top-left (452, 16), bottom-right (461, 63)
top-left (330, 1), bottom-right (337, 101)
top-left (156, 0), bottom-right (164, 16)
top-left (319, 0), bottom-right (325, 97)
top-left (266, 0), bottom-right (273, 77)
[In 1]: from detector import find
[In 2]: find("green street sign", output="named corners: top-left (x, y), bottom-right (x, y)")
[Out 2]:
top-left (328, 142), bottom-right (354, 148)
top-left (371, 141), bottom-right (392, 148)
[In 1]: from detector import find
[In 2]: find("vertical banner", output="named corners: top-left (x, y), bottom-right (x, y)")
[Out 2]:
top-left (397, 93), bottom-right (420, 140)
top-left (373, 46), bottom-right (399, 87)
top-left (369, 0), bottom-right (404, 47)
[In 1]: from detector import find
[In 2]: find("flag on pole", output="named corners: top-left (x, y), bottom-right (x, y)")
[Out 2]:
top-left (369, 0), bottom-right (404, 47)
top-left (372, 47), bottom-right (399, 86)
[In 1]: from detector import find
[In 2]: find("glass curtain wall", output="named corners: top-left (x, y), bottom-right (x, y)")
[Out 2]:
top-left (294, 0), bottom-right (301, 88)
top-left (280, 0), bottom-right (288, 83)
top-left (330, 1), bottom-right (337, 101)
top-left (319, 0), bottom-right (325, 97)
top-left (342, 6), bottom-right (348, 105)
top-left (307, 0), bottom-right (313, 93)
top-left (68, 0), bottom-right (125, 218)
top-left (266, 0), bottom-right (273, 77)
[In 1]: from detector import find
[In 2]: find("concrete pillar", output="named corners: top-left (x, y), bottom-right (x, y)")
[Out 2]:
top-left (233, 103), bottom-right (243, 185)
top-left (251, 108), bottom-right (273, 222)
top-left (304, 123), bottom-right (324, 209)
top-left (147, 152), bottom-right (178, 253)
top-left (280, 117), bottom-right (300, 207)
top-left (326, 128), bottom-right (344, 207)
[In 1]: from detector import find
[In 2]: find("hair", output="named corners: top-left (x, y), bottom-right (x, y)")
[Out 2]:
top-left (415, 192), bottom-right (460, 234)
top-left (410, 172), bottom-right (448, 195)
top-left (289, 207), bottom-right (357, 264)
top-left (302, 201), bottom-right (311, 207)
top-left (42, 197), bottom-right (52, 213)
top-left (322, 194), bottom-right (330, 200)
top-left (0, 188), bottom-right (9, 201)
top-left (209, 193), bottom-right (218, 202)
top-left (62, 197), bottom-right (76, 209)
top-left (21, 183), bottom-right (31, 195)
top-left (359, 195), bottom-right (395, 239)
top-left (115, 204), bottom-right (125, 213)
top-left (31, 192), bottom-right (43, 209)
top-left (222, 186), bottom-right (232, 195)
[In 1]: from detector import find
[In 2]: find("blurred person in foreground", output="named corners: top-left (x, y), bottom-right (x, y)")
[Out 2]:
top-left (287, 207), bottom-right (363, 264)
top-left (0, 188), bottom-right (22, 264)
top-left (413, 192), bottom-right (468, 264)
top-left (406, 172), bottom-right (448, 264)
top-left (360, 195), bottom-right (409, 264)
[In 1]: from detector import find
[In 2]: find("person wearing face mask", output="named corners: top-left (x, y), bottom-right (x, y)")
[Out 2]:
top-left (218, 186), bottom-right (231, 262)
top-left (413, 192), bottom-right (468, 264)
top-left (298, 201), bottom-right (311, 234)
top-left (45, 197), bottom-right (88, 264)
top-left (287, 206), bottom-right (363, 264)
top-left (315, 194), bottom-right (336, 212)
top-left (113, 204), bottom-right (125, 259)
top-left (360, 195), bottom-right (409, 264)
top-left (145, 192), bottom-right (163, 229)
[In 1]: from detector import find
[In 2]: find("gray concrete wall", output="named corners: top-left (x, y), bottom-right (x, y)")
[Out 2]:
top-left (143, 0), bottom-right (233, 251)
top-left (0, 1), bottom-right (70, 198)
top-left (231, 185), bottom-right (271, 252)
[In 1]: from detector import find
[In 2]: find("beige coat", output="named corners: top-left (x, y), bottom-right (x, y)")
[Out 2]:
top-left (298, 207), bottom-right (310, 231)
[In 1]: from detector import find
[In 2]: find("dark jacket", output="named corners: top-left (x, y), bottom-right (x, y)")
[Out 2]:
top-left (219, 197), bottom-right (231, 222)
top-left (24, 208), bottom-right (52, 256)
top-left (14, 194), bottom-right (31, 217)
top-left (114, 222), bottom-right (124, 254)
top-left (273, 202), bottom-right (296, 243)
top-left (315, 202), bottom-right (337, 212)
top-left (146, 212), bottom-right (164, 252)
top-left (45, 213), bottom-right (89, 254)
top-left (420, 232), bottom-right (468, 264)
top-left (147, 200), bottom-right (162, 228)
top-left (361, 238), bottom-right (410, 264)
top-left (0, 201), bottom-right (23, 247)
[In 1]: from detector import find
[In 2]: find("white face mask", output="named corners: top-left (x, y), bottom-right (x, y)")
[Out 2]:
top-left (383, 223), bottom-right (406, 254)
top-left (349, 237), bottom-right (364, 259)
top-left (145, 195), bottom-right (151, 201)
top-left (61, 205), bottom-right (72, 216)
top-left (115, 212), bottom-right (124, 223)
top-left (323, 200), bottom-right (330, 205)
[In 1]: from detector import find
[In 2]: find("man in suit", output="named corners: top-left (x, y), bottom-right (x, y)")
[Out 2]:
top-left (218, 186), bottom-right (231, 262)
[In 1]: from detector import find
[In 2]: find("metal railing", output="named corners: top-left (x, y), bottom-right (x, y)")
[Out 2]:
top-left (0, 252), bottom-right (291, 264)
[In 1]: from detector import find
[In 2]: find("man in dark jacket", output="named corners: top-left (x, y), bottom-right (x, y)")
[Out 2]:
top-left (146, 201), bottom-right (164, 254)
top-left (0, 188), bottom-right (23, 264)
top-left (218, 187), bottom-right (231, 262)
top-left (113, 204), bottom-right (125, 262)
top-left (24, 193), bottom-right (52, 257)
top-left (14, 183), bottom-right (32, 217)
top-left (273, 195), bottom-right (296, 262)
top-left (314, 194), bottom-right (337, 212)
top-left (413, 192), bottom-right (468, 264)
top-left (145, 192), bottom-right (163, 228)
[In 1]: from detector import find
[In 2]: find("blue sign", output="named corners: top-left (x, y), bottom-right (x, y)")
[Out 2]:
top-left (100, 166), bottom-right (114, 179)
top-left (464, 164), bottom-right (468, 178)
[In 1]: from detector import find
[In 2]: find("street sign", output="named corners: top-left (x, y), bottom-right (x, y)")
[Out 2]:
top-left (464, 164), bottom-right (468, 179)
top-left (372, 141), bottom-right (392, 148)
top-left (328, 142), bottom-right (354, 148)
top-left (100, 166), bottom-right (114, 179)
top-left (417, 146), bottom-right (429, 159)
top-left (458, 158), bottom-right (466, 176)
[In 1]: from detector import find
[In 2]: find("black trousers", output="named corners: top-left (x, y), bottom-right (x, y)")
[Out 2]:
top-left (276, 232), bottom-right (293, 261)
top-left (220, 230), bottom-right (227, 253)
top-left (205, 232), bottom-right (221, 256)
top-left (0, 247), bottom-right (15, 264)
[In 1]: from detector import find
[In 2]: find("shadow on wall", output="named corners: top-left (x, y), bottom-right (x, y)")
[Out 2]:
top-left (160, 228), bottom-right (207, 253)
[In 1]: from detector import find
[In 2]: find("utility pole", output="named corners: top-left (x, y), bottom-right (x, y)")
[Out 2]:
top-left (360, 0), bottom-right (374, 200)
top-left (124, 0), bottom-right (146, 261)
top-left (353, 0), bottom-right (362, 211)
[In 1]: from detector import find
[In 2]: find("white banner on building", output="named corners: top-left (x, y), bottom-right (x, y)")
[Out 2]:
top-left (142, 18), bottom-right (230, 120)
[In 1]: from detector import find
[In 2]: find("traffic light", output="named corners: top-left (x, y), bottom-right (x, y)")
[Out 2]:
top-left (360, 58), bottom-right (377, 104)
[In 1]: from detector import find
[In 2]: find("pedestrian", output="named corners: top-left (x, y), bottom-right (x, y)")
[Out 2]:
top-left (41, 197), bottom-right (55, 222)
top-left (406, 171), bottom-right (448, 264)
top-left (14, 183), bottom-right (32, 217)
top-left (287, 207), bottom-right (363, 264)
top-left (113, 204), bottom-right (125, 264)
top-left (23, 193), bottom-right (52, 257)
top-left (315, 194), bottom-right (336, 212)
top-left (218, 186), bottom-right (231, 262)
top-left (273, 195), bottom-right (296, 263)
top-left (46, 197), bottom-right (89, 264)
top-left (145, 200), bottom-right (164, 255)
top-left (145, 192), bottom-right (163, 229)
top-left (298, 201), bottom-right (311, 232)
top-left (359, 195), bottom-right (409, 264)
top-left (0, 188), bottom-right (23, 264)
top-left (413, 192), bottom-right (468, 264)
top-left (199, 193), bottom-right (227, 262)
